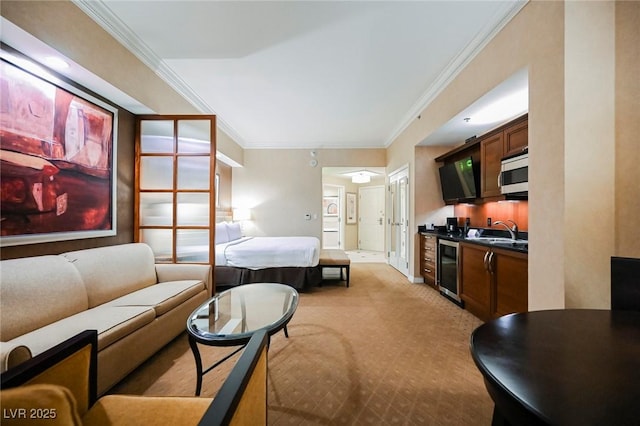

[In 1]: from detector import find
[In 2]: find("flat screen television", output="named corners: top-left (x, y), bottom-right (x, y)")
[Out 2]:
top-left (438, 156), bottom-right (478, 202)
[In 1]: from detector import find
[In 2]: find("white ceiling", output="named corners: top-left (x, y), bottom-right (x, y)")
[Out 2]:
top-left (70, 0), bottom-right (528, 149)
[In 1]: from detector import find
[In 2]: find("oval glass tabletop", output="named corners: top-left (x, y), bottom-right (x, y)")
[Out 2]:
top-left (187, 282), bottom-right (299, 345)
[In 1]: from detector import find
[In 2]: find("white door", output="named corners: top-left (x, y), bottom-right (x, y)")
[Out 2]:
top-left (388, 167), bottom-right (409, 276)
top-left (358, 186), bottom-right (385, 251)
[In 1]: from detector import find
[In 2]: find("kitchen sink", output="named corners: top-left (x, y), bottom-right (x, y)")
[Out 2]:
top-left (470, 237), bottom-right (514, 243)
top-left (467, 237), bottom-right (528, 249)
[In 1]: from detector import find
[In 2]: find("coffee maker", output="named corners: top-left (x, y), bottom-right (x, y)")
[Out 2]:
top-left (446, 217), bottom-right (458, 234)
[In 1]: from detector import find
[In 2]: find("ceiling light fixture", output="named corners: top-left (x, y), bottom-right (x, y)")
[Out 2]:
top-left (342, 169), bottom-right (379, 184)
top-left (352, 173), bottom-right (371, 184)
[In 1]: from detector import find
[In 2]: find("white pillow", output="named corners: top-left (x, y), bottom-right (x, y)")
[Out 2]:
top-left (215, 222), bottom-right (230, 245)
top-left (226, 222), bottom-right (243, 241)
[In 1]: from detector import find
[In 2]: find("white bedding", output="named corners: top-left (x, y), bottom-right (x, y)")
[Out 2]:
top-left (216, 236), bottom-right (320, 270)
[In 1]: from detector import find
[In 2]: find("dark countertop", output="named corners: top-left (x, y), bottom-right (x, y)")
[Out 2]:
top-left (420, 229), bottom-right (528, 254)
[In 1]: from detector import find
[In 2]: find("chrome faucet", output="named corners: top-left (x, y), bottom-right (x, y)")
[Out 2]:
top-left (494, 220), bottom-right (519, 240)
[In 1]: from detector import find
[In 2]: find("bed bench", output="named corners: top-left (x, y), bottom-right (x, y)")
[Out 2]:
top-left (319, 249), bottom-right (351, 287)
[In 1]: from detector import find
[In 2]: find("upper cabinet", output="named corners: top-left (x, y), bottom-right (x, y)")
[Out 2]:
top-left (480, 132), bottom-right (504, 198)
top-left (480, 115), bottom-right (528, 199)
top-left (503, 119), bottom-right (528, 157)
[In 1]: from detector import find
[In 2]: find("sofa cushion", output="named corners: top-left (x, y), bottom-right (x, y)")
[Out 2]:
top-left (7, 305), bottom-right (155, 357)
top-left (62, 244), bottom-right (158, 308)
top-left (0, 256), bottom-right (88, 341)
top-left (83, 395), bottom-right (212, 426)
top-left (106, 280), bottom-right (205, 316)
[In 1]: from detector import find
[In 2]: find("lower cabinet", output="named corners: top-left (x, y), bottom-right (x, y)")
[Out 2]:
top-left (492, 247), bottom-right (528, 318)
top-left (419, 233), bottom-right (437, 288)
top-left (460, 244), bottom-right (493, 321)
top-left (460, 242), bottom-right (528, 322)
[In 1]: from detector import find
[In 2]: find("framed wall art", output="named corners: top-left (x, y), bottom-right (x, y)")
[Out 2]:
top-left (346, 192), bottom-right (357, 224)
top-left (0, 49), bottom-right (118, 246)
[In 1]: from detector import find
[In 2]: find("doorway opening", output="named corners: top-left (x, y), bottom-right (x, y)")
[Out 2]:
top-left (321, 167), bottom-right (386, 261)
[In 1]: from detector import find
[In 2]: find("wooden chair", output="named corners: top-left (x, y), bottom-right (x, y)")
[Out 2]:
top-left (1, 329), bottom-right (268, 425)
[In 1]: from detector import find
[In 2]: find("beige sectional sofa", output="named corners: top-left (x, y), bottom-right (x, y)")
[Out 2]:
top-left (0, 243), bottom-right (212, 395)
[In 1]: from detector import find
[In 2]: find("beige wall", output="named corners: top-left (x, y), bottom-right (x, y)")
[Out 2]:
top-left (564, 2), bottom-right (616, 308)
top-left (217, 128), bottom-right (244, 166)
top-left (216, 160), bottom-right (233, 222)
top-left (615, 2), bottom-right (640, 258)
top-left (232, 149), bottom-right (385, 239)
top-left (413, 146), bottom-right (455, 275)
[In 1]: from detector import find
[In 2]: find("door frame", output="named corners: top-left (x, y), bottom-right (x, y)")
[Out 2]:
top-left (387, 165), bottom-right (410, 277)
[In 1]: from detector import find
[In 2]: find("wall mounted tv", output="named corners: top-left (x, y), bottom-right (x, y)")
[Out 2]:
top-left (438, 156), bottom-right (478, 203)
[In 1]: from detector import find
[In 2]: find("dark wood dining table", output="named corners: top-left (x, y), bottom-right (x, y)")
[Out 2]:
top-left (470, 309), bottom-right (640, 426)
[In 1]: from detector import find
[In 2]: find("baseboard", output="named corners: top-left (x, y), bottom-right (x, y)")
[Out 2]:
top-left (408, 274), bottom-right (424, 284)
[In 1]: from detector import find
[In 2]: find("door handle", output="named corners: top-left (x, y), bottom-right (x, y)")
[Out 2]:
top-left (483, 251), bottom-right (490, 271)
top-left (488, 252), bottom-right (495, 274)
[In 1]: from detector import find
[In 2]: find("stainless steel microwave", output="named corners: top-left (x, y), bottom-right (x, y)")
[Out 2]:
top-left (500, 151), bottom-right (528, 195)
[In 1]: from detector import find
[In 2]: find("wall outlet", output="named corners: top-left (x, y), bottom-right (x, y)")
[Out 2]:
top-left (487, 217), bottom-right (492, 227)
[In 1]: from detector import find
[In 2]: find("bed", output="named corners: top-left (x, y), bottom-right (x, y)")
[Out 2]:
top-left (215, 222), bottom-right (322, 290)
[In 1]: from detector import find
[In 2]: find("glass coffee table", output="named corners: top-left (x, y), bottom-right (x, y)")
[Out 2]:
top-left (186, 283), bottom-right (299, 395)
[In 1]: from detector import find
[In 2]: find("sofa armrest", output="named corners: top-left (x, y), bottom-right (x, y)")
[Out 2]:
top-left (155, 264), bottom-right (213, 297)
top-left (0, 342), bottom-right (32, 373)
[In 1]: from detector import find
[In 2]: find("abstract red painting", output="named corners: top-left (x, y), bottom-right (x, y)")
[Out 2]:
top-left (1, 52), bottom-right (117, 246)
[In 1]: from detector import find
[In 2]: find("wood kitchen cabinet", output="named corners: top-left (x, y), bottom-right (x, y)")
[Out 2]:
top-left (460, 242), bottom-right (528, 322)
top-left (503, 119), bottom-right (528, 157)
top-left (480, 132), bottom-right (504, 198)
top-left (419, 233), bottom-right (437, 288)
top-left (492, 246), bottom-right (528, 317)
top-left (479, 115), bottom-right (528, 199)
top-left (460, 243), bottom-right (492, 320)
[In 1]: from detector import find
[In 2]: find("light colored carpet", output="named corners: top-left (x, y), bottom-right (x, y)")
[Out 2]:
top-left (109, 263), bottom-right (493, 425)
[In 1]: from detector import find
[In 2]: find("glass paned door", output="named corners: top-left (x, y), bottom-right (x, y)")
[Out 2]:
top-left (136, 116), bottom-right (216, 264)
top-left (388, 167), bottom-right (409, 276)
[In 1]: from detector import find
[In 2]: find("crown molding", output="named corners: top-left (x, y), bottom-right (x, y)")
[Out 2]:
top-left (73, 0), bottom-right (526, 151)
top-left (71, 0), bottom-right (246, 146)
top-left (384, 0), bottom-right (528, 147)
